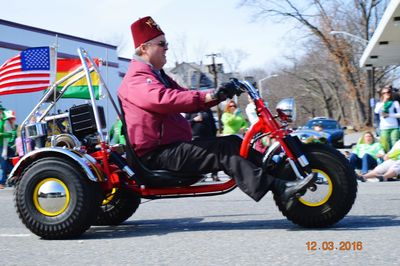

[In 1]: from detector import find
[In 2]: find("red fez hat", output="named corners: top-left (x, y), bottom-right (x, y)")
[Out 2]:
top-left (131, 16), bottom-right (164, 48)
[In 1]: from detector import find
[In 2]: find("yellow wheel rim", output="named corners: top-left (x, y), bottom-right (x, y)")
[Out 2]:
top-left (101, 188), bottom-right (117, 205)
top-left (33, 178), bottom-right (70, 216)
top-left (299, 169), bottom-right (333, 207)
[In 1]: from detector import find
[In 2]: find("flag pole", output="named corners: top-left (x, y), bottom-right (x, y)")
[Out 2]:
top-left (50, 34), bottom-right (58, 143)
top-left (51, 35), bottom-right (58, 102)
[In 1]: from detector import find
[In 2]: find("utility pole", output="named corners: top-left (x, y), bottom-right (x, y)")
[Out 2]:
top-left (206, 53), bottom-right (223, 134)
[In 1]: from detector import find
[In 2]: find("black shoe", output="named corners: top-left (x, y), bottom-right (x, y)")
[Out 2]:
top-left (273, 173), bottom-right (317, 210)
top-left (356, 174), bottom-right (366, 182)
top-left (376, 175), bottom-right (384, 182)
top-left (211, 173), bottom-right (220, 182)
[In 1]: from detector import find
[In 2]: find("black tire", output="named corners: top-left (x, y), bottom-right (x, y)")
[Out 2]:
top-left (94, 188), bottom-right (141, 226)
top-left (273, 143), bottom-right (357, 227)
top-left (14, 157), bottom-right (102, 239)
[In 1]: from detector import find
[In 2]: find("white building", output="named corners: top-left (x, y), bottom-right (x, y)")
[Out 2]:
top-left (360, 0), bottom-right (400, 68)
top-left (0, 19), bottom-right (131, 128)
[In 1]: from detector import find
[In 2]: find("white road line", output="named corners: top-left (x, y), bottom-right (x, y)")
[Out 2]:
top-left (0, 234), bottom-right (31, 237)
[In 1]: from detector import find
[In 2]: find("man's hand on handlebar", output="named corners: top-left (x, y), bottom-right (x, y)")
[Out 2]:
top-left (212, 78), bottom-right (243, 101)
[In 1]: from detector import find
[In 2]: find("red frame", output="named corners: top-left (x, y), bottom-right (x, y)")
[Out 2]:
top-left (9, 97), bottom-right (295, 198)
top-left (93, 98), bottom-right (295, 198)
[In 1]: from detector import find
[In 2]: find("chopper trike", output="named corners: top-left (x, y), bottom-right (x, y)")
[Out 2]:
top-left (8, 48), bottom-right (357, 239)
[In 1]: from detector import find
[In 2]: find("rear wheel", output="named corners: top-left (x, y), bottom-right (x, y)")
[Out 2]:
top-left (15, 157), bottom-right (101, 239)
top-left (94, 188), bottom-right (141, 225)
top-left (273, 144), bottom-right (357, 227)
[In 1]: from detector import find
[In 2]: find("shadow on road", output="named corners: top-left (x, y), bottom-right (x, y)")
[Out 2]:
top-left (82, 214), bottom-right (400, 240)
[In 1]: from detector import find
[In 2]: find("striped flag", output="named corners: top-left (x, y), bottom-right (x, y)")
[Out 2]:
top-left (0, 47), bottom-right (55, 95)
top-left (56, 58), bottom-right (101, 99)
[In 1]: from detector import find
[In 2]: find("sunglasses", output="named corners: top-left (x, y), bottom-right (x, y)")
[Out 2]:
top-left (229, 105), bottom-right (236, 107)
top-left (146, 40), bottom-right (169, 48)
top-left (382, 91), bottom-right (391, 94)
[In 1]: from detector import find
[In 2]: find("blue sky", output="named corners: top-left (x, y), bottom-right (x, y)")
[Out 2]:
top-left (0, 0), bottom-right (301, 71)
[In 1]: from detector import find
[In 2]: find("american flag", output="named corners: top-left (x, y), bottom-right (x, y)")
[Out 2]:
top-left (0, 47), bottom-right (55, 95)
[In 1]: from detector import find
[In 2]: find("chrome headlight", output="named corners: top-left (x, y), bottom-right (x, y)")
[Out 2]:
top-left (276, 98), bottom-right (296, 123)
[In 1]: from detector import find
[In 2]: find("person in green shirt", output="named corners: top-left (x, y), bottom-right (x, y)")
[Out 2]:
top-left (0, 106), bottom-right (16, 188)
top-left (221, 100), bottom-right (247, 136)
top-left (359, 138), bottom-right (400, 182)
top-left (348, 131), bottom-right (385, 175)
top-left (109, 118), bottom-right (126, 145)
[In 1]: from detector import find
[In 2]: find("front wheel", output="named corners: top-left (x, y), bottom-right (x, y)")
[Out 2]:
top-left (273, 144), bottom-right (357, 227)
top-left (14, 157), bottom-right (102, 239)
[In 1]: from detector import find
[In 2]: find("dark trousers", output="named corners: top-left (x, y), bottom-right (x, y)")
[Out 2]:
top-left (0, 146), bottom-right (14, 185)
top-left (348, 153), bottom-right (378, 174)
top-left (140, 135), bottom-right (274, 201)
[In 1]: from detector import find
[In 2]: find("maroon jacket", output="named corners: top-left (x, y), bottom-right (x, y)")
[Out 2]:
top-left (118, 58), bottom-right (217, 156)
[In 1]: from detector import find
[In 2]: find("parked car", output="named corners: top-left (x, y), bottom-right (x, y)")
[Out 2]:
top-left (294, 117), bottom-right (346, 148)
top-left (291, 128), bottom-right (330, 145)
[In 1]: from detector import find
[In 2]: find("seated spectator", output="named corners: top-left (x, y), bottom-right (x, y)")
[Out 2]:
top-left (348, 131), bottom-right (385, 175)
top-left (358, 139), bottom-right (400, 182)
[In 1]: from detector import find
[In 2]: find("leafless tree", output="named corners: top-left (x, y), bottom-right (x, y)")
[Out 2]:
top-left (191, 40), bottom-right (209, 65)
top-left (220, 48), bottom-right (249, 73)
top-left (169, 33), bottom-right (189, 65)
top-left (239, 0), bottom-right (389, 129)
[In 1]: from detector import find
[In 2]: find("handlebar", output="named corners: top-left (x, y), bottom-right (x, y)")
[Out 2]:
top-left (230, 78), bottom-right (261, 100)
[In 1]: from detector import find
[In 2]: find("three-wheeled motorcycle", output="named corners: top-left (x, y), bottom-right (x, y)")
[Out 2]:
top-left (8, 48), bottom-right (357, 239)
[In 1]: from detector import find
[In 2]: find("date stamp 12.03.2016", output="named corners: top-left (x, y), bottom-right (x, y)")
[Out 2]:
top-left (306, 241), bottom-right (363, 251)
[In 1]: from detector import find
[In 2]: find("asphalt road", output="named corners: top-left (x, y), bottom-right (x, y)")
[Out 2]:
top-left (1, 179), bottom-right (399, 266)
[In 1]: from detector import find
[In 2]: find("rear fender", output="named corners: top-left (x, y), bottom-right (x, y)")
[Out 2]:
top-left (7, 147), bottom-right (104, 185)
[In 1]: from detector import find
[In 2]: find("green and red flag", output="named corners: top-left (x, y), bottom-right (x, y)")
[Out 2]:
top-left (56, 58), bottom-right (101, 99)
